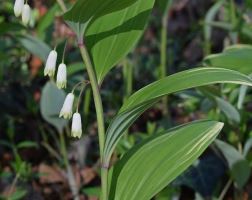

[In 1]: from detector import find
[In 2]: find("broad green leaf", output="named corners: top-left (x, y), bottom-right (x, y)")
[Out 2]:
top-left (63, 0), bottom-right (138, 37)
top-left (85, 0), bottom-right (155, 83)
top-left (109, 121), bottom-right (223, 200)
top-left (64, 0), bottom-right (138, 25)
top-left (17, 34), bottom-right (51, 62)
top-left (103, 68), bottom-right (252, 164)
top-left (204, 45), bottom-right (252, 74)
top-left (40, 81), bottom-right (67, 133)
top-left (215, 140), bottom-right (251, 188)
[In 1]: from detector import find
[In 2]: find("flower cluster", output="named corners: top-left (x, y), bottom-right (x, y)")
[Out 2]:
top-left (44, 49), bottom-right (83, 139)
top-left (14, 0), bottom-right (31, 26)
top-left (59, 92), bottom-right (83, 139)
top-left (44, 49), bottom-right (67, 90)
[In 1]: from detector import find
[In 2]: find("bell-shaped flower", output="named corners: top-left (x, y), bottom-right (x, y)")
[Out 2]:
top-left (71, 113), bottom-right (82, 139)
top-left (56, 63), bottom-right (67, 89)
top-left (44, 50), bottom-right (57, 77)
top-left (14, 0), bottom-right (24, 17)
top-left (21, 4), bottom-right (31, 26)
top-left (59, 93), bottom-right (74, 119)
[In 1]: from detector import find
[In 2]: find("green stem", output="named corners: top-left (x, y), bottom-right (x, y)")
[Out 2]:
top-left (123, 59), bottom-right (133, 102)
top-left (83, 87), bottom-right (92, 127)
top-left (59, 132), bottom-right (80, 200)
top-left (218, 178), bottom-right (232, 200)
top-left (78, 43), bottom-right (107, 200)
top-left (62, 40), bottom-right (68, 63)
top-left (160, 14), bottom-right (168, 80)
top-left (59, 132), bottom-right (69, 169)
top-left (160, 1), bottom-right (172, 116)
top-left (122, 59), bottom-right (133, 138)
top-left (56, 0), bottom-right (67, 12)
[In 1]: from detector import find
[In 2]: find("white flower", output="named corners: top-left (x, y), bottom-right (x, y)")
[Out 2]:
top-left (44, 50), bottom-right (57, 77)
top-left (59, 93), bottom-right (74, 119)
top-left (71, 113), bottom-right (82, 138)
top-left (14, 0), bottom-right (24, 17)
top-left (56, 63), bottom-right (67, 89)
top-left (21, 4), bottom-right (31, 26)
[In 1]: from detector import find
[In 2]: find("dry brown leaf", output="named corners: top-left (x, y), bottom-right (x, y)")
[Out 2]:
top-left (80, 167), bottom-right (97, 185)
top-left (39, 163), bottom-right (66, 184)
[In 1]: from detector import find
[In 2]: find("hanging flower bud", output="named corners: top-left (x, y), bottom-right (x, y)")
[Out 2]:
top-left (44, 50), bottom-right (57, 77)
top-left (71, 113), bottom-right (82, 139)
top-left (21, 4), bottom-right (31, 26)
top-left (56, 63), bottom-right (67, 89)
top-left (14, 0), bottom-right (24, 17)
top-left (59, 93), bottom-right (74, 119)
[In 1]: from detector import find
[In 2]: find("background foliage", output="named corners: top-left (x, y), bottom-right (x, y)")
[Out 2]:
top-left (1, 0), bottom-right (252, 199)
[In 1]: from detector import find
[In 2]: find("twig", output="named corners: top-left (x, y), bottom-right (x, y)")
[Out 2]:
top-left (7, 173), bottom-right (20, 199)
top-left (41, 142), bottom-right (62, 162)
top-left (218, 178), bottom-right (232, 200)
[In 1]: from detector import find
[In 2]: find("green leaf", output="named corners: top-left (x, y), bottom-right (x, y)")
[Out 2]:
top-left (204, 0), bottom-right (224, 42)
top-left (37, 4), bottom-right (59, 39)
top-left (109, 121), bottom-right (223, 200)
top-left (0, 22), bottom-right (24, 35)
top-left (17, 34), bottom-right (51, 62)
top-left (215, 140), bottom-right (251, 188)
top-left (17, 141), bottom-right (38, 149)
top-left (204, 21), bottom-right (252, 39)
top-left (85, 0), bottom-right (155, 83)
top-left (103, 67), bottom-right (252, 164)
top-left (244, 138), bottom-right (252, 157)
top-left (204, 45), bottom-right (252, 74)
top-left (9, 189), bottom-right (27, 200)
top-left (68, 62), bottom-right (85, 76)
top-left (40, 81), bottom-right (68, 133)
top-left (64, 0), bottom-right (138, 25)
top-left (245, 0), bottom-right (252, 9)
top-left (215, 97), bottom-right (240, 124)
top-left (63, 0), bottom-right (138, 37)
top-left (82, 187), bottom-right (101, 197)
top-left (237, 85), bottom-right (248, 109)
